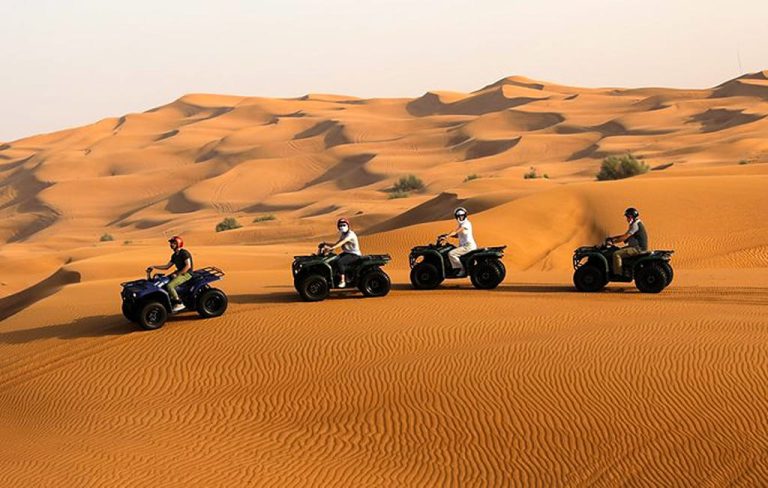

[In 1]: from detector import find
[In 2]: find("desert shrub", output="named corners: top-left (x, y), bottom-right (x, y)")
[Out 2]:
top-left (253, 214), bottom-right (276, 223)
top-left (739, 159), bottom-right (749, 165)
top-left (123, 240), bottom-right (132, 245)
top-left (388, 191), bottom-right (410, 199)
top-left (464, 174), bottom-right (480, 182)
top-left (392, 175), bottom-right (424, 193)
top-left (523, 167), bottom-right (549, 179)
top-left (100, 233), bottom-right (114, 242)
top-left (596, 154), bottom-right (649, 181)
top-left (216, 217), bottom-right (242, 232)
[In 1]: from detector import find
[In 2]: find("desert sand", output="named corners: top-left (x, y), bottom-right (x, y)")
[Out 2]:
top-left (1, 71), bottom-right (767, 486)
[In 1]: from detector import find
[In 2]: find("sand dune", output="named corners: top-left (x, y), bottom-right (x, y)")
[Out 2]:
top-left (1, 72), bottom-right (768, 486)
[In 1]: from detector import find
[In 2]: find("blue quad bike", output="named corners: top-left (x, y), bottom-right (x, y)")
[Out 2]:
top-left (120, 267), bottom-right (228, 330)
top-left (409, 235), bottom-right (507, 289)
top-left (573, 239), bottom-right (675, 293)
top-left (292, 244), bottom-right (392, 302)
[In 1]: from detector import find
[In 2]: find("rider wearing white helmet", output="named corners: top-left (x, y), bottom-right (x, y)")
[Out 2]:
top-left (322, 217), bottom-right (362, 288)
top-left (446, 207), bottom-right (477, 276)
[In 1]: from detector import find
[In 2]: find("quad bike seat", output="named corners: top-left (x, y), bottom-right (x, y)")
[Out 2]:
top-left (461, 246), bottom-right (506, 260)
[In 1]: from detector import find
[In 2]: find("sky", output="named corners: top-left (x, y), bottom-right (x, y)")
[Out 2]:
top-left (1, 0), bottom-right (767, 141)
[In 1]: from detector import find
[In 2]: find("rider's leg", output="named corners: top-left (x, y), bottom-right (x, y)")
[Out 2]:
top-left (448, 245), bottom-right (471, 275)
top-left (167, 272), bottom-right (192, 305)
top-left (336, 253), bottom-right (358, 287)
top-left (613, 247), bottom-right (640, 275)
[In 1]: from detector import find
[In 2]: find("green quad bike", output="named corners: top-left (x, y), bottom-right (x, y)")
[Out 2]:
top-left (292, 243), bottom-right (392, 302)
top-left (409, 235), bottom-right (507, 290)
top-left (572, 239), bottom-right (675, 293)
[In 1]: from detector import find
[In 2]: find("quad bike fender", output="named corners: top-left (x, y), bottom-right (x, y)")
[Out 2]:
top-left (297, 262), bottom-right (334, 283)
top-left (139, 291), bottom-right (173, 311)
top-left (410, 249), bottom-right (447, 276)
top-left (631, 255), bottom-right (667, 273)
top-left (576, 252), bottom-right (610, 274)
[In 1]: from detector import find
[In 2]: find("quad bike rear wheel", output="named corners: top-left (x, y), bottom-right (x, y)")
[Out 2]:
top-left (470, 262), bottom-right (503, 289)
top-left (360, 269), bottom-right (391, 297)
top-left (196, 288), bottom-right (228, 318)
top-left (659, 261), bottom-right (674, 286)
top-left (635, 263), bottom-right (668, 293)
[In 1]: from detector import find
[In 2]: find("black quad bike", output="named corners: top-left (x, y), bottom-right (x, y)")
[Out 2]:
top-left (409, 235), bottom-right (507, 290)
top-left (292, 244), bottom-right (392, 302)
top-left (572, 240), bottom-right (675, 293)
top-left (120, 267), bottom-right (229, 330)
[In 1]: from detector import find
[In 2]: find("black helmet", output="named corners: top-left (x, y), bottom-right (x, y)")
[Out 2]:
top-left (454, 207), bottom-right (468, 220)
top-left (624, 207), bottom-right (639, 219)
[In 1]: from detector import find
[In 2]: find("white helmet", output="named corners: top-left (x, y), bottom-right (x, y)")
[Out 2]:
top-left (454, 207), bottom-right (468, 221)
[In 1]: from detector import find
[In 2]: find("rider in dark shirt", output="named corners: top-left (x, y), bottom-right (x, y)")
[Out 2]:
top-left (608, 207), bottom-right (649, 275)
top-left (146, 236), bottom-right (194, 312)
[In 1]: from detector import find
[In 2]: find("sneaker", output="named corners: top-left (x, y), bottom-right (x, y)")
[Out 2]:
top-left (338, 280), bottom-right (346, 289)
top-left (172, 303), bottom-right (186, 313)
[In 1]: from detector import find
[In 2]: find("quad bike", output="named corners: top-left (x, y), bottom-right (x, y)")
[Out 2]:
top-left (409, 235), bottom-right (507, 290)
top-left (573, 239), bottom-right (674, 293)
top-left (120, 267), bottom-right (228, 330)
top-left (292, 244), bottom-right (392, 302)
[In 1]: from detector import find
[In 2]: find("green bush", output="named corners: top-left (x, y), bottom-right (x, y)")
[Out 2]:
top-left (253, 214), bottom-right (276, 223)
top-left (523, 167), bottom-right (549, 179)
top-left (100, 233), bottom-right (114, 242)
top-left (596, 154), bottom-right (650, 181)
top-left (388, 191), bottom-right (410, 199)
top-left (392, 175), bottom-right (424, 193)
top-left (464, 174), bottom-right (480, 182)
top-left (216, 217), bottom-right (242, 232)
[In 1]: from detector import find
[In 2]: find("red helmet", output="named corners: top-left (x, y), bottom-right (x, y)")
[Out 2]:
top-left (337, 218), bottom-right (350, 228)
top-left (168, 235), bottom-right (184, 248)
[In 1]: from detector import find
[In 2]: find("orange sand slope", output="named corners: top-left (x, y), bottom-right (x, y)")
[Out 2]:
top-left (1, 72), bottom-right (768, 486)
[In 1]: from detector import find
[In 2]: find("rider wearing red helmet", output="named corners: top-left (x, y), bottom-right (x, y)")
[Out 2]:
top-left (321, 218), bottom-right (361, 288)
top-left (147, 235), bottom-right (194, 312)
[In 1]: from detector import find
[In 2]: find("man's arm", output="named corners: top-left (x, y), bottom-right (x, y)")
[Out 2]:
top-left (611, 222), bottom-right (637, 243)
top-left (447, 224), bottom-right (462, 238)
top-left (148, 261), bottom-right (173, 271)
top-left (328, 235), bottom-right (352, 250)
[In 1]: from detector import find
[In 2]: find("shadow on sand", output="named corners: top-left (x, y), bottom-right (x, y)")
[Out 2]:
top-left (0, 314), bottom-right (139, 344)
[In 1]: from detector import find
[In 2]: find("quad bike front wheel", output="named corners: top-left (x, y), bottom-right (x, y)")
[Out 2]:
top-left (360, 269), bottom-right (391, 297)
top-left (196, 288), bottom-right (229, 318)
top-left (635, 263), bottom-right (668, 293)
top-left (138, 301), bottom-right (168, 330)
top-left (298, 274), bottom-right (330, 302)
top-left (573, 264), bottom-right (607, 292)
top-left (410, 262), bottom-right (443, 289)
top-left (470, 262), bottom-right (504, 289)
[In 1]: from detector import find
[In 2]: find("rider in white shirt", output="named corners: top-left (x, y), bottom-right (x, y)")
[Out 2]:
top-left (323, 217), bottom-right (361, 288)
top-left (446, 207), bottom-right (477, 276)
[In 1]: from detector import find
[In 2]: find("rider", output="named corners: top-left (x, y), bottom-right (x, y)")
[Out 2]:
top-left (147, 236), bottom-right (194, 312)
top-left (608, 207), bottom-right (648, 276)
top-left (322, 218), bottom-right (361, 288)
top-left (445, 207), bottom-right (477, 277)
